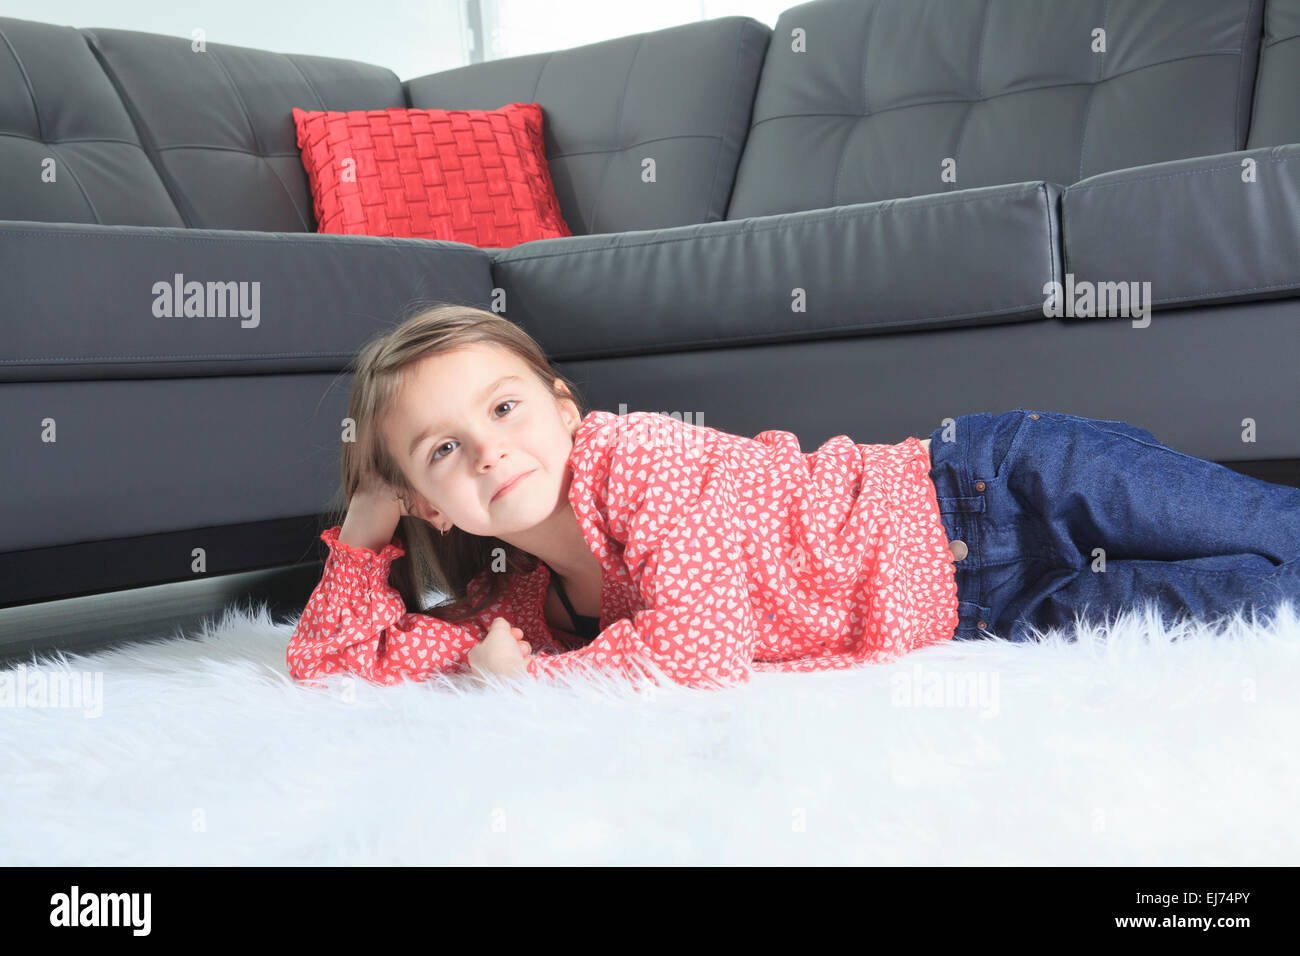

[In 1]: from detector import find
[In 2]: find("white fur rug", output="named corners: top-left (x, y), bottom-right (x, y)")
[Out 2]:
top-left (2, 597), bottom-right (1298, 865)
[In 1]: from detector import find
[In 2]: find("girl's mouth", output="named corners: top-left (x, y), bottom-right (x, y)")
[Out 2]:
top-left (492, 469), bottom-right (535, 501)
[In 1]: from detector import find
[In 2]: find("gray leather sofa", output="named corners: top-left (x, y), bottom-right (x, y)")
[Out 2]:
top-left (2, 0), bottom-right (1298, 614)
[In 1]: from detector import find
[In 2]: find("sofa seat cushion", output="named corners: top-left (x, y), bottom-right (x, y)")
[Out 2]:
top-left (1062, 143), bottom-right (1300, 314)
top-left (0, 222), bottom-right (492, 382)
top-left (490, 181), bottom-right (1062, 359)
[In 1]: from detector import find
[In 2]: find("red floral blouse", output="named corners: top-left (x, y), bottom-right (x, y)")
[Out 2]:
top-left (288, 410), bottom-right (959, 690)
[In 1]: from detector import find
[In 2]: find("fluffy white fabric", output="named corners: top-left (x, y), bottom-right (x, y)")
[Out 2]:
top-left (2, 597), bottom-right (1297, 865)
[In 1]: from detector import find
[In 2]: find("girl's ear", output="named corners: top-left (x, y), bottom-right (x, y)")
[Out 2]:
top-left (408, 494), bottom-right (437, 526)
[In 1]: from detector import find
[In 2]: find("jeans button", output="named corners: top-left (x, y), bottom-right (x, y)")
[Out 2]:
top-left (1028, 413), bottom-right (1039, 419)
top-left (949, 539), bottom-right (968, 561)
top-left (974, 480), bottom-right (986, 491)
top-left (977, 620), bottom-right (988, 630)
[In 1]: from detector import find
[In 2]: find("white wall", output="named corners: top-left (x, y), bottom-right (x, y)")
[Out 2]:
top-left (1, 0), bottom-right (467, 80)
top-left (483, 1), bottom-right (787, 59)
top-left (2, 0), bottom-right (788, 81)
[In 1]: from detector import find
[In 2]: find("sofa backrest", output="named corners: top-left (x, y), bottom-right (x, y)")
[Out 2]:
top-left (405, 17), bottom-right (770, 236)
top-left (79, 26), bottom-right (407, 232)
top-left (728, 0), bottom-right (1267, 219)
top-left (1246, 0), bottom-right (1300, 146)
top-left (0, 17), bottom-right (184, 226)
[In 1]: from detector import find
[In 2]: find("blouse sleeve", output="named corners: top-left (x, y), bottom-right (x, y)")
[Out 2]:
top-left (287, 525), bottom-right (487, 687)
top-left (526, 438), bottom-right (757, 691)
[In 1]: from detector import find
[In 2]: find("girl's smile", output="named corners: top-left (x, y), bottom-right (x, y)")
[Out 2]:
top-left (492, 469), bottom-right (536, 501)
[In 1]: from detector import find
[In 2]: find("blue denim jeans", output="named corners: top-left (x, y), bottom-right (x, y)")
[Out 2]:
top-left (926, 410), bottom-right (1300, 642)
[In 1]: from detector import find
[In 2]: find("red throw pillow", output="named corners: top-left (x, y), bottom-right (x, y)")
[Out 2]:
top-left (292, 103), bottom-right (571, 247)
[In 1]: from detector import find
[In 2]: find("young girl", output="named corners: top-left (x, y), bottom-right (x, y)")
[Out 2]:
top-left (288, 304), bottom-right (1300, 691)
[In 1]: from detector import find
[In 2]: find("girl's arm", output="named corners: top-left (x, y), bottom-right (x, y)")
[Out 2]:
top-left (287, 526), bottom-right (487, 687)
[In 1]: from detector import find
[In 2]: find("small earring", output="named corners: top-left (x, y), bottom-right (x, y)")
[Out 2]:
top-left (440, 525), bottom-right (449, 536)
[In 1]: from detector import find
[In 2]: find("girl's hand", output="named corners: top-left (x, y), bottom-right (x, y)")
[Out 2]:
top-left (340, 472), bottom-right (409, 552)
top-left (348, 471), bottom-right (408, 527)
top-left (467, 618), bottom-right (533, 683)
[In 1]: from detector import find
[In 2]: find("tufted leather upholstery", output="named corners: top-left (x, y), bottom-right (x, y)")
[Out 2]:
top-left (80, 26), bottom-right (408, 231)
top-left (728, 0), bottom-right (1265, 218)
top-left (404, 17), bottom-right (769, 236)
top-left (1247, 0), bottom-right (1300, 147)
top-left (0, 14), bottom-right (769, 237)
top-left (0, 18), bottom-right (183, 226)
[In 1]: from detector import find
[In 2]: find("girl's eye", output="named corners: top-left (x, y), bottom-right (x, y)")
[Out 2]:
top-left (430, 400), bottom-right (518, 463)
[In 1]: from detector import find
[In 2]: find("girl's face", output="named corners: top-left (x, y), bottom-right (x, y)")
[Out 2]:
top-left (383, 343), bottom-right (581, 538)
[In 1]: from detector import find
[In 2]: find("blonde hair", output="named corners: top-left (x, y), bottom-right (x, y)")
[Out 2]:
top-left (323, 302), bottom-right (589, 628)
